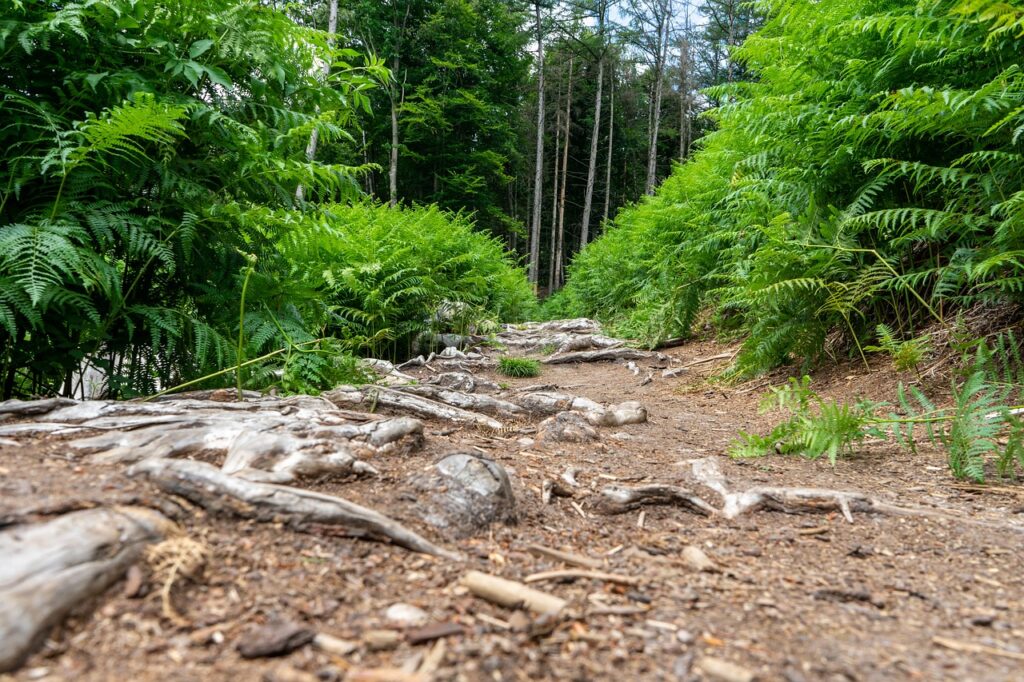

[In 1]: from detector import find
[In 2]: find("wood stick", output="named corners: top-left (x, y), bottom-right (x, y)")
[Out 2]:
top-left (525, 544), bottom-right (602, 569)
top-left (523, 569), bottom-right (640, 586)
top-left (462, 571), bottom-right (567, 614)
top-left (932, 635), bottom-right (1024, 662)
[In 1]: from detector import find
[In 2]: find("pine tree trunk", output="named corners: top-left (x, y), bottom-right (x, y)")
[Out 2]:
top-left (555, 57), bottom-right (574, 289)
top-left (548, 104), bottom-right (561, 294)
top-left (528, 2), bottom-right (546, 287)
top-left (579, 7), bottom-right (606, 248)
top-left (644, 25), bottom-right (668, 195)
top-left (296, 0), bottom-right (338, 202)
top-left (603, 61), bottom-right (614, 224)
top-left (389, 80), bottom-right (400, 207)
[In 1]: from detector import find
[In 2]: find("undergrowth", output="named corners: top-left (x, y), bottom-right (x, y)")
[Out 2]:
top-left (497, 357), bottom-right (541, 378)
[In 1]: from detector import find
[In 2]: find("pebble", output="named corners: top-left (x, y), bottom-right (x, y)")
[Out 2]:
top-left (385, 603), bottom-right (428, 627)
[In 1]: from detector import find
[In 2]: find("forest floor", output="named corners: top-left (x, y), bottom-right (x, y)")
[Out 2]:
top-left (2, 332), bottom-right (1024, 682)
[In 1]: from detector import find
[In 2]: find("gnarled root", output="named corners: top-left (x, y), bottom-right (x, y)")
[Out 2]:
top-left (130, 458), bottom-right (461, 560)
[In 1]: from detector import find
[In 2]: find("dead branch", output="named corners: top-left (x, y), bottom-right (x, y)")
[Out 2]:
top-left (461, 570), bottom-right (567, 614)
top-left (523, 569), bottom-right (640, 586)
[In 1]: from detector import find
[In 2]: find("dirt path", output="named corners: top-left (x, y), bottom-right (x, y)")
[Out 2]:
top-left (2, 331), bottom-right (1023, 681)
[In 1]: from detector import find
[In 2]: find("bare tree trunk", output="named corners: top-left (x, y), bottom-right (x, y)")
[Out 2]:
top-left (528, 2), bottom-right (546, 287)
top-left (296, 0), bottom-right (338, 202)
top-left (548, 97), bottom-right (561, 294)
top-left (644, 22), bottom-right (669, 195)
top-left (579, 6), bottom-right (607, 248)
top-left (603, 61), bottom-right (614, 224)
top-left (679, 36), bottom-right (691, 162)
top-left (555, 57), bottom-right (574, 289)
top-left (388, 78), bottom-right (401, 207)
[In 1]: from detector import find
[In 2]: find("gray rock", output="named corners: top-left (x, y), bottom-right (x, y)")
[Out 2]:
top-left (538, 411), bottom-right (599, 443)
top-left (412, 453), bottom-right (516, 537)
top-left (236, 620), bottom-right (314, 659)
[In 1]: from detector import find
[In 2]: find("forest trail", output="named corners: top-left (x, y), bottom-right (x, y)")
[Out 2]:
top-left (1, 321), bottom-right (1023, 682)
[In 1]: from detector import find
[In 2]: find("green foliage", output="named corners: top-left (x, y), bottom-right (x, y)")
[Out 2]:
top-left (730, 377), bottom-right (883, 465)
top-left (497, 356), bottom-right (541, 378)
top-left (278, 202), bottom-right (535, 360)
top-left (865, 324), bottom-right (932, 374)
top-left (556, 0), bottom-right (1024, 375)
top-left (0, 0), bottom-right (533, 399)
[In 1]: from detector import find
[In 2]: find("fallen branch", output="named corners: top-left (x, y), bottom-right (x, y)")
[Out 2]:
top-left (932, 635), bottom-right (1024, 662)
top-left (0, 507), bottom-right (172, 673)
top-left (461, 571), bottom-right (566, 614)
top-left (130, 459), bottom-right (460, 560)
top-left (525, 544), bottom-right (602, 569)
top-left (523, 569), bottom-right (640, 586)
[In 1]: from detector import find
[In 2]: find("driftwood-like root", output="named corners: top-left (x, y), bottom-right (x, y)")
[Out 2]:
top-left (326, 386), bottom-right (503, 430)
top-left (595, 485), bottom-right (717, 516)
top-left (0, 506), bottom-right (172, 673)
top-left (130, 459), bottom-right (460, 560)
top-left (542, 348), bottom-right (667, 365)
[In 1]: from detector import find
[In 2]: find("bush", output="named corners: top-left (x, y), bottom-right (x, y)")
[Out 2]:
top-left (277, 203), bottom-right (536, 361)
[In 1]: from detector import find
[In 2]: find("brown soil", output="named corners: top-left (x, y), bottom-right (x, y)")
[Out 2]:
top-left (2, 339), bottom-right (1024, 682)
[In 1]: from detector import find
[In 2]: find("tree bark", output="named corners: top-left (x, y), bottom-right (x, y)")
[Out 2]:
top-left (603, 60), bottom-right (614, 224)
top-left (528, 2), bottom-right (546, 287)
top-left (296, 0), bottom-right (338, 202)
top-left (644, 14), bottom-right (669, 195)
top-left (548, 79), bottom-right (562, 294)
top-left (579, 5), bottom-right (606, 248)
top-left (555, 57), bottom-right (574, 289)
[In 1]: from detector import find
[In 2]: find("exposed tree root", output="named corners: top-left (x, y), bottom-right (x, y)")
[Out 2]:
top-left (542, 348), bottom-right (667, 365)
top-left (0, 506), bottom-right (173, 673)
top-left (326, 385), bottom-right (503, 430)
top-left (394, 384), bottom-right (527, 418)
top-left (129, 458), bottom-right (461, 560)
top-left (595, 457), bottom-right (1024, 529)
top-left (595, 484), bottom-right (718, 516)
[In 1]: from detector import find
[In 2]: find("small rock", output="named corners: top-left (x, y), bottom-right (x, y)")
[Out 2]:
top-left (681, 545), bottom-right (717, 572)
top-left (517, 437), bottom-right (535, 448)
top-left (507, 611), bottom-right (531, 632)
top-left (538, 411), bottom-right (599, 443)
top-left (662, 367), bottom-right (688, 379)
top-left (411, 453), bottom-right (517, 537)
top-left (313, 633), bottom-right (359, 657)
top-left (386, 603), bottom-right (428, 627)
top-left (676, 629), bottom-right (695, 645)
top-left (237, 620), bottom-right (314, 659)
top-left (363, 629), bottom-right (402, 652)
top-left (596, 401), bottom-right (647, 427)
top-left (694, 656), bottom-right (756, 682)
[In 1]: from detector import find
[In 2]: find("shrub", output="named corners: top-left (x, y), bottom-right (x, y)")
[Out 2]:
top-left (497, 357), bottom-right (540, 378)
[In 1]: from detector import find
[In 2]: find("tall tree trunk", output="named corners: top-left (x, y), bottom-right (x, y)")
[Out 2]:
top-left (603, 61), bottom-right (614, 224)
top-left (579, 6), bottom-right (606, 248)
top-left (555, 57), bottom-right (574, 289)
top-left (296, 0), bottom-right (338, 202)
top-left (644, 21), bottom-right (669, 195)
top-left (548, 98), bottom-right (562, 294)
top-left (388, 74), bottom-right (401, 207)
top-left (528, 2), bottom-right (546, 287)
top-left (679, 36), bottom-right (691, 162)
